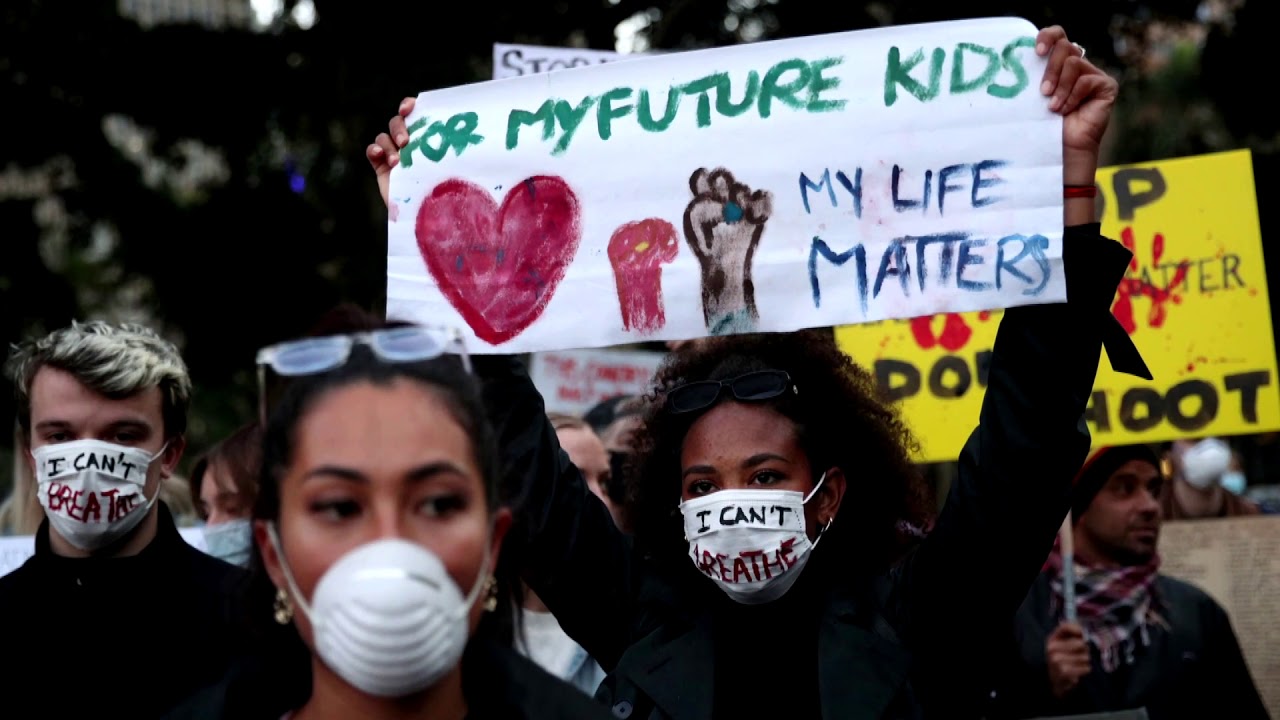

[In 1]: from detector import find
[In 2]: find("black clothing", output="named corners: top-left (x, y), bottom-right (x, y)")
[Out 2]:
top-left (478, 226), bottom-right (1150, 719)
top-left (0, 503), bottom-right (253, 719)
top-left (163, 635), bottom-right (615, 720)
top-left (987, 573), bottom-right (1269, 720)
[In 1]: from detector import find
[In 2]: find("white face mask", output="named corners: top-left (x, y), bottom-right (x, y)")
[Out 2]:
top-left (31, 439), bottom-right (167, 552)
top-left (1181, 438), bottom-right (1232, 489)
top-left (203, 518), bottom-right (253, 567)
top-left (269, 526), bottom-right (491, 698)
top-left (679, 473), bottom-right (831, 605)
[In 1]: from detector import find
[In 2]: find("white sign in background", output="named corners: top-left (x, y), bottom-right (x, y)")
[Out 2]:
top-left (390, 18), bottom-right (1064, 354)
top-left (529, 348), bottom-right (665, 415)
top-left (492, 43), bottom-right (629, 80)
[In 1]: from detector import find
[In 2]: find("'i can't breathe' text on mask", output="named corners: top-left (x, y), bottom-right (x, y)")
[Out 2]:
top-left (32, 439), bottom-right (166, 552)
top-left (679, 473), bottom-right (831, 605)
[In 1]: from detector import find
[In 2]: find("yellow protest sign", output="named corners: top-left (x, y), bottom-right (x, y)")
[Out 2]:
top-left (835, 149), bottom-right (1280, 462)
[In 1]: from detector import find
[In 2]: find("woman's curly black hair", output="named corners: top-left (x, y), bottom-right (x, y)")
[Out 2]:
top-left (628, 329), bottom-right (935, 588)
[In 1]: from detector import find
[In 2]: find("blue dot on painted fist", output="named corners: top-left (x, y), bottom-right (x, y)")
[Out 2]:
top-left (723, 201), bottom-right (744, 223)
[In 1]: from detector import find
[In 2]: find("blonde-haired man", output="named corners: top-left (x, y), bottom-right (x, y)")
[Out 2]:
top-left (0, 321), bottom-right (258, 718)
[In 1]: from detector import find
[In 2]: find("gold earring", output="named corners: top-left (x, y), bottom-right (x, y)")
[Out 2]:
top-left (483, 576), bottom-right (498, 612)
top-left (273, 588), bottom-right (294, 624)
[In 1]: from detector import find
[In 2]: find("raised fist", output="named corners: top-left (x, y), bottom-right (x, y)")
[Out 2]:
top-left (682, 168), bottom-right (772, 335)
top-left (608, 219), bottom-right (680, 334)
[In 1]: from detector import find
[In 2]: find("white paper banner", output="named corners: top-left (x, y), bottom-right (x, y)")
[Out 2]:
top-left (493, 43), bottom-right (627, 80)
top-left (0, 527), bottom-right (208, 576)
top-left (529, 348), bottom-right (665, 415)
top-left (390, 18), bottom-right (1063, 354)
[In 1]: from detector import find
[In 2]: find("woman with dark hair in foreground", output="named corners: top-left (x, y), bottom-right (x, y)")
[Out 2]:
top-left (370, 26), bottom-right (1151, 720)
top-left (166, 314), bottom-right (611, 719)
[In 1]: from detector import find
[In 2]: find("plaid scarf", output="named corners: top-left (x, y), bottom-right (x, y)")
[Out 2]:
top-left (1047, 540), bottom-right (1166, 673)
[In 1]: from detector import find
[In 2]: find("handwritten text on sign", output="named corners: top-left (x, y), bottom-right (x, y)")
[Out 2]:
top-left (492, 43), bottom-right (629, 79)
top-left (835, 150), bottom-right (1280, 462)
top-left (529, 348), bottom-right (665, 415)
top-left (388, 18), bottom-right (1063, 354)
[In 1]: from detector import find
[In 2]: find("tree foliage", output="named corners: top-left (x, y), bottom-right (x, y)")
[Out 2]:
top-left (1, 0), bottom-right (1275, 473)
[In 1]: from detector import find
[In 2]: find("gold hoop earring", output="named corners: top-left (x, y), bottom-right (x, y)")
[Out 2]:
top-left (483, 576), bottom-right (498, 612)
top-left (273, 588), bottom-right (294, 625)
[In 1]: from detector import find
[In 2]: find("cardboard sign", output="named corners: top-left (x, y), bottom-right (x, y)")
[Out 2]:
top-left (1159, 516), bottom-right (1280, 720)
top-left (529, 348), bottom-right (664, 415)
top-left (835, 149), bottom-right (1280, 461)
top-left (388, 18), bottom-right (1065, 353)
top-left (493, 43), bottom-right (628, 79)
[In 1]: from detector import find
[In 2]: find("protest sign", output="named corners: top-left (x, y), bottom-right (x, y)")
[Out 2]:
top-left (0, 527), bottom-right (207, 577)
top-left (529, 348), bottom-right (665, 415)
top-left (388, 18), bottom-right (1064, 354)
top-left (1159, 516), bottom-right (1280, 720)
top-left (493, 43), bottom-right (627, 79)
top-left (835, 149), bottom-right (1280, 462)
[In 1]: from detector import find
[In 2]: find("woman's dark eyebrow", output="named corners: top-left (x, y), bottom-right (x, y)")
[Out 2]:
top-left (406, 461), bottom-right (467, 482)
top-left (682, 464), bottom-right (716, 479)
top-left (303, 466), bottom-right (366, 483)
top-left (742, 453), bottom-right (789, 469)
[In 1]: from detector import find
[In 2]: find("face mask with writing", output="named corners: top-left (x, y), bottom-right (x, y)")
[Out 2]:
top-left (32, 439), bottom-right (166, 552)
top-left (679, 473), bottom-right (830, 605)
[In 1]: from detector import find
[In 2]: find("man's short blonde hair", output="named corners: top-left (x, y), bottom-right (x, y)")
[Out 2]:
top-left (6, 321), bottom-right (192, 439)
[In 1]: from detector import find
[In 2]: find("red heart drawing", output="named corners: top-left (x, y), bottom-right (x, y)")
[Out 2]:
top-left (415, 176), bottom-right (582, 345)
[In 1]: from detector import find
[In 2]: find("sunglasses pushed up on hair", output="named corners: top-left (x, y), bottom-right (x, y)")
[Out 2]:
top-left (665, 370), bottom-right (797, 415)
top-left (255, 325), bottom-right (470, 423)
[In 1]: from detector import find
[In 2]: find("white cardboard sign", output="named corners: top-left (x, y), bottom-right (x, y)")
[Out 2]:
top-left (389, 18), bottom-right (1063, 354)
top-left (529, 348), bottom-right (665, 415)
top-left (493, 43), bottom-right (627, 80)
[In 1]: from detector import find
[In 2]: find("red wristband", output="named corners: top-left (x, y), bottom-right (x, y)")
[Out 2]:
top-left (1065, 184), bottom-right (1098, 199)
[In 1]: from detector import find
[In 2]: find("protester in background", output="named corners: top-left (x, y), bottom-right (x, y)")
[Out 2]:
top-left (371, 27), bottom-right (1151, 717)
top-left (0, 321), bottom-right (256, 718)
top-left (582, 396), bottom-right (641, 524)
top-left (987, 445), bottom-right (1267, 720)
top-left (1222, 448), bottom-right (1248, 496)
top-left (0, 423), bottom-right (42, 535)
top-left (514, 413), bottom-right (610, 697)
top-left (549, 413), bottom-right (622, 528)
top-left (167, 311), bottom-right (609, 720)
top-left (1162, 437), bottom-right (1261, 519)
top-left (190, 422), bottom-right (263, 566)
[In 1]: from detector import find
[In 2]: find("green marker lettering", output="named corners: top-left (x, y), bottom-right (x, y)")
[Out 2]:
top-left (681, 74), bottom-right (720, 128)
top-left (401, 112), bottom-right (482, 166)
top-left (987, 37), bottom-right (1036, 99)
top-left (759, 59), bottom-right (812, 118)
top-left (884, 47), bottom-right (944, 106)
top-left (715, 71), bottom-right (759, 117)
top-left (805, 57), bottom-right (846, 112)
top-left (506, 100), bottom-right (555, 150)
top-left (596, 87), bottom-right (634, 141)
top-left (638, 87), bottom-right (681, 132)
top-left (443, 112), bottom-right (484, 156)
top-left (552, 96), bottom-right (597, 154)
top-left (950, 43), bottom-right (1000, 94)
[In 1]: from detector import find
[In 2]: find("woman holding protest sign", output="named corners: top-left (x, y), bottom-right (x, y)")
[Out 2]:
top-left (165, 311), bottom-right (611, 720)
top-left (369, 25), bottom-right (1150, 720)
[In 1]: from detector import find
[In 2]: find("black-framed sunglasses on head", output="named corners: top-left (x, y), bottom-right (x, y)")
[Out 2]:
top-left (665, 370), bottom-right (797, 415)
top-left (255, 325), bottom-right (469, 423)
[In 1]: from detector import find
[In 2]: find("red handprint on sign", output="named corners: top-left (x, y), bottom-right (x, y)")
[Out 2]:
top-left (1112, 227), bottom-right (1190, 335)
top-left (908, 311), bottom-right (994, 352)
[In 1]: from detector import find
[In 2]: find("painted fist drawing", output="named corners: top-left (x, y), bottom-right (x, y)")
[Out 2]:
top-left (682, 168), bottom-right (773, 335)
top-left (608, 219), bottom-right (679, 334)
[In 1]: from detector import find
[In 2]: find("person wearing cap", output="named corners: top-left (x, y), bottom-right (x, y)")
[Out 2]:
top-left (986, 445), bottom-right (1268, 720)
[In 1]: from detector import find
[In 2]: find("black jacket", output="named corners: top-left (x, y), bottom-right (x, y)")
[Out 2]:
top-left (162, 635), bottom-right (615, 720)
top-left (0, 503), bottom-right (253, 719)
top-left (986, 572), bottom-right (1270, 720)
top-left (478, 225), bottom-right (1151, 720)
